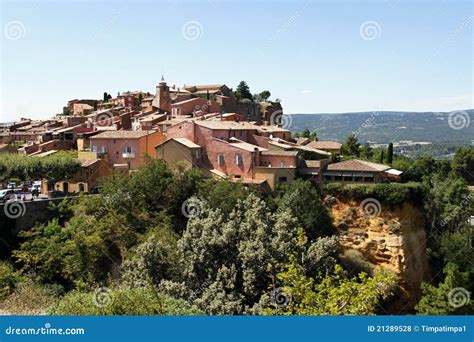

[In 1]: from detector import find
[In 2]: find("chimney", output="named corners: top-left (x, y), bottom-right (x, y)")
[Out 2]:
top-left (254, 147), bottom-right (260, 166)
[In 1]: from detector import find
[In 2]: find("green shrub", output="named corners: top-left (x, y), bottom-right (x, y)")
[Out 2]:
top-left (323, 182), bottom-right (424, 204)
top-left (50, 287), bottom-right (203, 315)
top-left (0, 261), bottom-right (22, 299)
top-left (0, 282), bottom-right (58, 315)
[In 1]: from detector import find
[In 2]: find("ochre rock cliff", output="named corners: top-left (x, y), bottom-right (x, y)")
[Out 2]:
top-left (327, 197), bottom-right (429, 313)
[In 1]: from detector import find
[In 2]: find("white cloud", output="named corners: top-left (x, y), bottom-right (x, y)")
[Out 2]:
top-left (300, 90), bottom-right (312, 95)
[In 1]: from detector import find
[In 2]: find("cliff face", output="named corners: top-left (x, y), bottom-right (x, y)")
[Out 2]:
top-left (327, 197), bottom-right (429, 313)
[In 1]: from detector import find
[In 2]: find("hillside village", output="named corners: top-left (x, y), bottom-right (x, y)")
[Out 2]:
top-left (0, 78), bottom-right (403, 195)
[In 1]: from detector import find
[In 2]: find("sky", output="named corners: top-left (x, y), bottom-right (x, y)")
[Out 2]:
top-left (1, 0), bottom-right (473, 122)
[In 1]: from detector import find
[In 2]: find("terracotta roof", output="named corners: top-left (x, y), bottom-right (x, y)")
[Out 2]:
top-left (195, 120), bottom-right (258, 131)
top-left (172, 98), bottom-right (208, 106)
top-left (172, 137), bottom-right (201, 149)
top-left (327, 159), bottom-right (390, 172)
top-left (307, 140), bottom-right (342, 150)
top-left (184, 84), bottom-right (225, 92)
top-left (89, 130), bottom-right (156, 139)
top-left (79, 159), bottom-right (101, 167)
top-left (228, 138), bottom-right (267, 152)
top-left (257, 126), bottom-right (291, 133)
top-left (261, 150), bottom-right (298, 156)
top-left (296, 137), bottom-right (310, 145)
top-left (299, 159), bottom-right (325, 168)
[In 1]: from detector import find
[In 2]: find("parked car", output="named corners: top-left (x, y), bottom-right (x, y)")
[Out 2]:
top-left (7, 182), bottom-right (16, 189)
top-left (0, 189), bottom-right (15, 202)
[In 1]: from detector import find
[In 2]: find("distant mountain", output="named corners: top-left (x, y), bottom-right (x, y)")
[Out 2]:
top-left (287, 110), bottom-right (474, 144)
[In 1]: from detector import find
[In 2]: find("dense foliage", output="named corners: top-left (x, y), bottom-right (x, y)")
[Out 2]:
top-left (1, 148), bottom-right (472, 315)
top-left (0, 151), bottom-right (80, 182)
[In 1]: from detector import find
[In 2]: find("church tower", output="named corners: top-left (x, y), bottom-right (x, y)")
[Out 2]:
top-left (152, 75), bottom-right (171, 114)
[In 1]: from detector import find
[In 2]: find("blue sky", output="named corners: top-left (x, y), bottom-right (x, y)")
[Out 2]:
top-left (1, 0), bottom-right (473, 122)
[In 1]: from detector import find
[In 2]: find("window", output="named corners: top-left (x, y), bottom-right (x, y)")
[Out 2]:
top-left (280, 160), bottom-right (286, 167)
top-left (100, 146), bottom-right (107, 153)
top-left (195, 150), bottom-right (201, 159)
top-left (217, 154), bottom-right (224, 165)
top-left (236, 154), bottom-right (242, 166)
top-left (124, 146), bottom-right (133, 154)
top-left (92, 145), bottom-right (97, 152)
top-left (278, 177), bottom-right (287, 183)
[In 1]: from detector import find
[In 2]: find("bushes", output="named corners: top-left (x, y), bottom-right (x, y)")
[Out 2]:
top-left (50, 287), bottom-right (202, 315)
top-left (0, 261), bottom-right (22, 299)
top-left (323, 182), bottom-right (424, 205)
top-left (0, 282), bottom-right (58, 315)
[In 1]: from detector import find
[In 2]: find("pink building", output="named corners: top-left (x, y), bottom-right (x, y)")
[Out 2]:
top-left (89, 130), bottom-right (165, 170)
top-left (161, 119), bottom-right (297, 189)
top-left (171, 98), bottom-right (221, 117)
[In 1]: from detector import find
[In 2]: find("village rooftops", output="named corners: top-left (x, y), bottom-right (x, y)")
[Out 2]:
top-left (194, 120), bottom-right (259, 131)
top-left (228, 137), bottom-right (267, 152)
top-left (170, 137), bottom-right (201, 149)
top-left (89, 130), bottom-right (157, 139)
top-left (327, 159), bottom-right (391, 172)
top-left (307, 140), bottom-right (342, 150)
top-left (257, 126), bottom-right (292, 133)
top-left (261, 150), bottom-right (298, 156)
top-left (79, 158), bottom-right (101, 167)
top-left (295, 137), bottom-right (310, 145)
top-left (183, 84), bottom-right (225, 92)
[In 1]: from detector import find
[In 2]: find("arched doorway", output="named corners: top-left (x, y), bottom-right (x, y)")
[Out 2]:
top-left (63, 182), bottom-right (69, 194)
top-left (78, 183), bottom-right (85, 192)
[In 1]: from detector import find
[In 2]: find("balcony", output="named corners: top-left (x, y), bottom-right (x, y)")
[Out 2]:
top-left (122, 152), bottom-right (136, 158)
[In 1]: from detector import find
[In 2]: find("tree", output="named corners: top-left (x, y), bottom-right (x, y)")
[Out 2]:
top-left (235, 81), bottom-right (253, 101)
top-left (360, 143), bottom-right (373, 160)
top-left (387, 143), bottom-right (393, 165)
top-left (379, 150), bottom-right (384, 164)
top-left (259, 90), bottom-right (271, 102)
top-left (175, 193), bottom-right (300, 314)
top-left (103, 92), bottom-right (112, 102)
top-left (452, 148), bottom-right (474, 183)
top-left (276, 179), bottom-right (333, 239)
top-left (0, 152), bottom-right (80, 183)
top-left (416, 263), bottom-right (472, 315)
top-left (342, 133), bottom-right (360, 157)
top-left (261, 234), bottom-right (396, 315)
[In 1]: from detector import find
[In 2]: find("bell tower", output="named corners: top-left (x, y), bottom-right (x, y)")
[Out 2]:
top-left (152, 75), bottom-right (171, 113)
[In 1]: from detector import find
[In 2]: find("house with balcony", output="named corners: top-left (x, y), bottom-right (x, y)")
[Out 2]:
top-left (88, 130), bottom-right (166, 170)
top-left (322, 159), bottom-right (402, 183)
